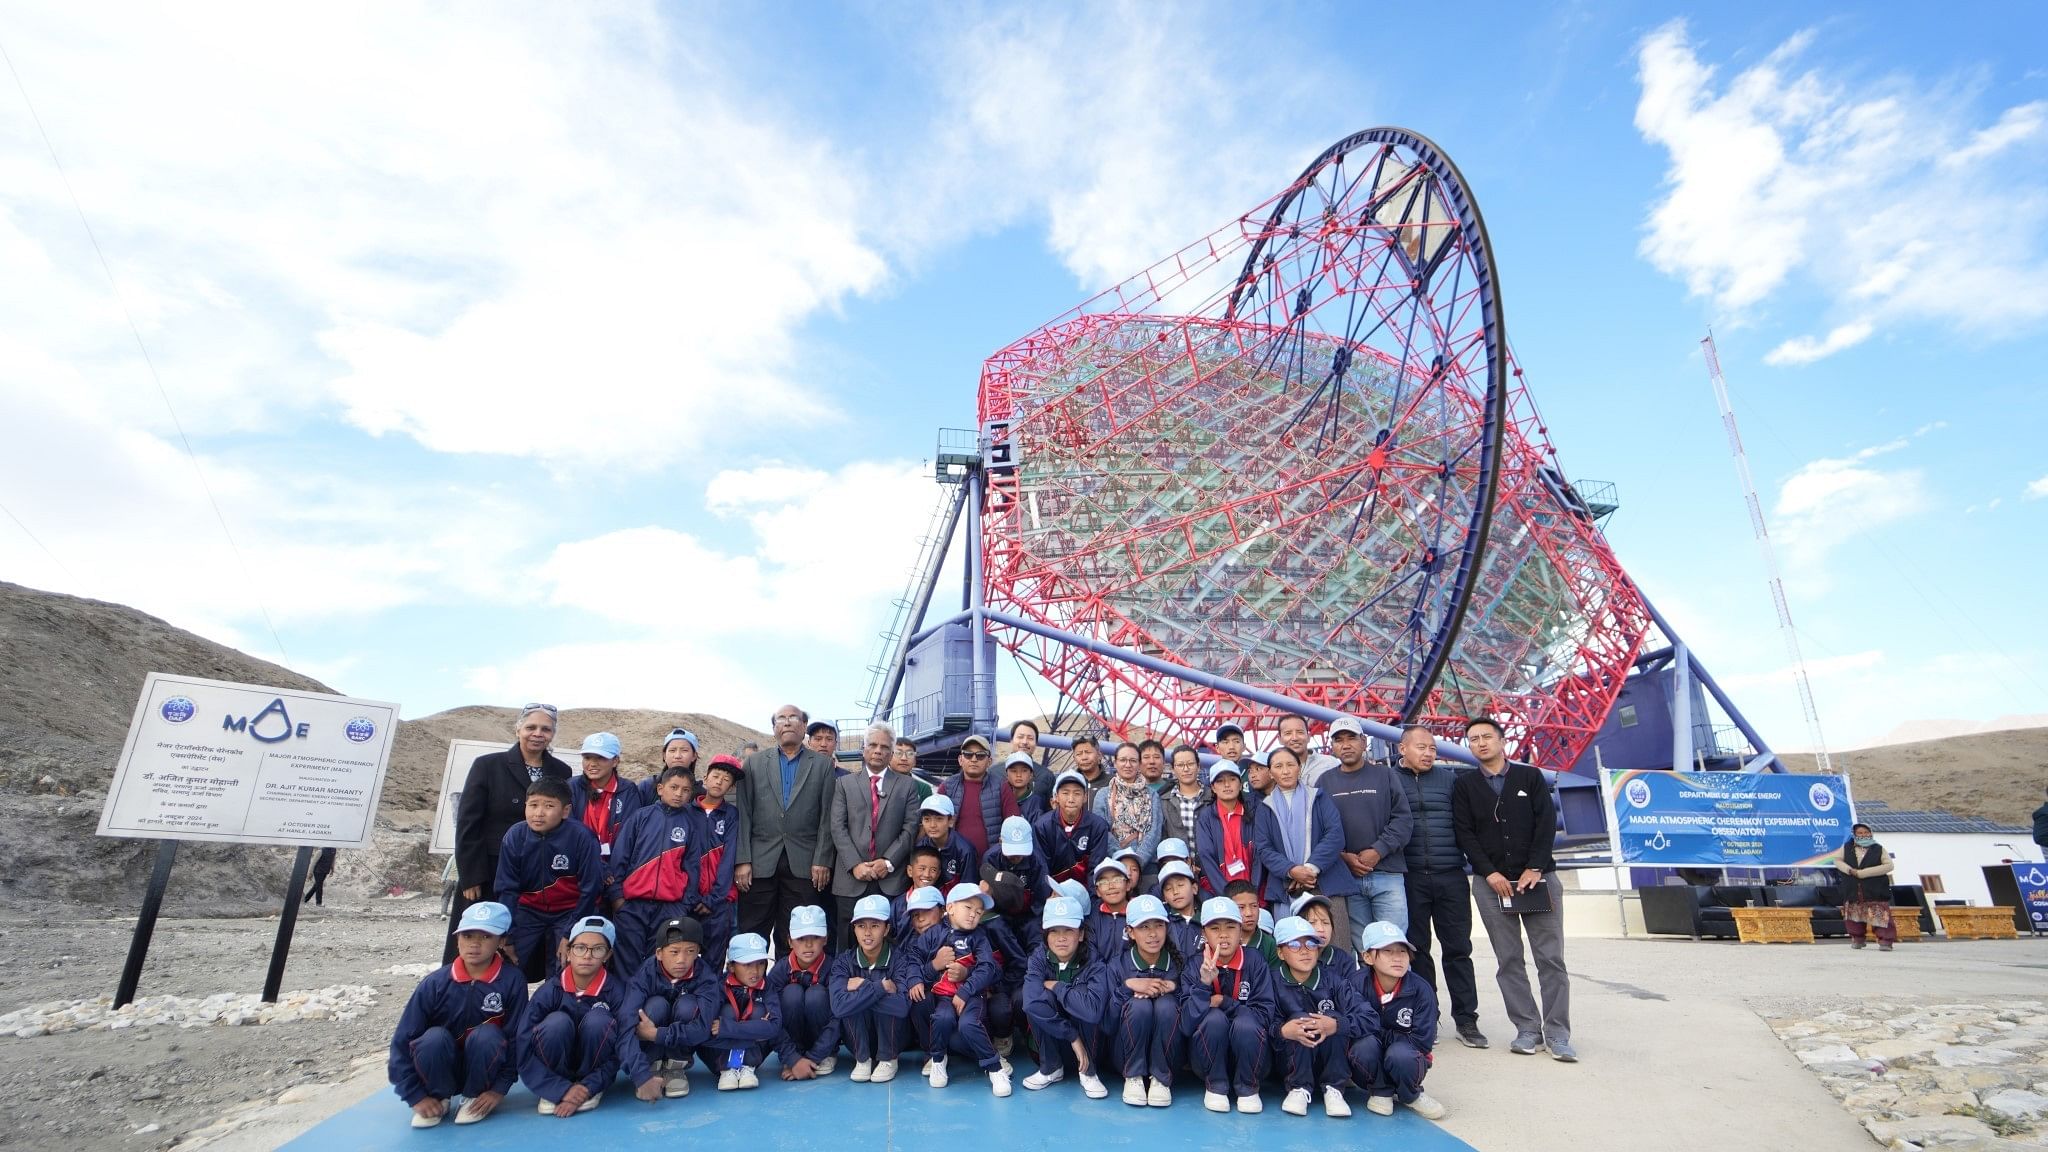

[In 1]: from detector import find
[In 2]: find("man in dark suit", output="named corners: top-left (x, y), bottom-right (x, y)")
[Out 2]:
top-left (735, 703), bottom-right (837, 950)
top-left (828, 721), bottom-right (920, 948)
top-left (445, 704), bottom-right (573, 961)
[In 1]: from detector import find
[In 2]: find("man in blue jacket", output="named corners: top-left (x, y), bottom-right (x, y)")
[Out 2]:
top-left (1317, 716), bottom-right (1414, 944)
top-left (1395, 724), bottom-right (1486, 1049)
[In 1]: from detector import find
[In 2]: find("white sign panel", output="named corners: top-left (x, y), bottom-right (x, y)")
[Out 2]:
top-left (98, 673), bottom-right (400, 848)
top-left (431, 739), bottom-right (507, 855)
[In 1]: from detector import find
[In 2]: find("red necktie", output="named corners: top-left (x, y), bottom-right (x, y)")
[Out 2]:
top-left (869, 773), bottom-right (883, 857)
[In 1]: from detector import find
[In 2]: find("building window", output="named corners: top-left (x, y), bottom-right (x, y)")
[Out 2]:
top-left (1919, 875), bottom-right (1944, 895)
top-left (1618, 705), bottom-right (1638, 728)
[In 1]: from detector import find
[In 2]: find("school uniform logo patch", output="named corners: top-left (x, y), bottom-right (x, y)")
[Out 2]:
top-left (481, 992), bottom-right (503, 1013)
top-left (713, 819), bottom-right (727, 835)
top-left (1076, 835), bottom-right (1089, 850)
top-left (1317, 999), bottom-right (1335, 1014)
top-left (669, 827), bottom-right (687, 843)
top-left (551, 854), bottom-right (570, 870)
top-left (1396, 1007), bottom-right (1413, 1028)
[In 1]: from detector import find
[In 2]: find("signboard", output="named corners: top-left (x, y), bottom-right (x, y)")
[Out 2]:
top-left (1600, 768), bottom-right (1854, 868)
top-left (2015, 862), bottom-right (2048, 933)
top-left (430, 739), bottom-right (508, 855)
top-left (98, 673), bottom-right (399, 848)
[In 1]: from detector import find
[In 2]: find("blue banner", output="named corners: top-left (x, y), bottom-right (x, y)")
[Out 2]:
top-left (2014, 863), bottom-right (2048, 934)
top-left (1601, 769), bottom-right (1854, 867)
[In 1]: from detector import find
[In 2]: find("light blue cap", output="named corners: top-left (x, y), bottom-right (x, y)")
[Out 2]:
top-left (1004, 751), bottom-right (1037, 769)
top-left (920, 794), bottom-right (956, 817)
top-left (1248, 747), bottom-right (1273, 767)
top-left (906, 886), bottom-right (945, 912)
top-left (579, 732), bottom-right (622, 759)
top-left (1155, 837), bottom-right (1189, 860)
top-left (1041, 896), bottom-right (1085, 931)
top-left (1157, 860), bottom-right (1195, 884)
top-left (1290, 891), bottom-right (1332, 915)
top-left (999, 816), bottom-right (1033, 854)
top-left (1053, 878), bottom-right (1088, 905)
top-left (1207, 760), bottom-right (1244, 783)
top-left (1053, 769), bottom-right (1088, 791)
top-left (567, 914), bottom-right (616, 947)
top-left (1200, 896), bottom-right (1241, 926)
top-left (1258, 908), bottom-right (1276, 935)
top-left (1093, 856), bottom-right (1127, 878)
top-left (852, 894), bottom-right (892, 923)
top-left (663, 727), bottom-right (699, 751)
top-left (452, 901), bottom-right (511, 937)
top-left (727, 933), bottom-right (770, 964)
top-left (789, 905), bottom-right (828, 939)
top-left (1359, 920), bottom-right (1412, 953)
top-left (946, 881), bottom-right (993, 909)
top-left (1274, 915), bottom-right (1319, 946)
top-left (1125, 894), bottom-right (1168, 926)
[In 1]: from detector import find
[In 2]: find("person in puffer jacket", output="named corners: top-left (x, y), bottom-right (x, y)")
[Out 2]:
top-left (1395, 724), bottom-right (1484, 1050)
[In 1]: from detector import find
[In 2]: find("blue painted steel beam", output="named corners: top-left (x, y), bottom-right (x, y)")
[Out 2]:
top-left (1640, 597), bottom-right (1785, 774)
top-left (871, 484), bottom-right (970, 721)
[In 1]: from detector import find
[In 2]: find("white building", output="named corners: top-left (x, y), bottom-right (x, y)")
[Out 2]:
top-left (1857, 802), bottom-right (2043, 910)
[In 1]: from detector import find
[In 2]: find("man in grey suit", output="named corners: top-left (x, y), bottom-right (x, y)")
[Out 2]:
top-left (735, 703), bottom-right (837, 950)
top-left (829, 721), bottom-right (920, 948)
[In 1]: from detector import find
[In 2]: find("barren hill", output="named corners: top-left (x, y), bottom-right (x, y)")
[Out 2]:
top-left (1783, 727), bottom-right (2048, 826)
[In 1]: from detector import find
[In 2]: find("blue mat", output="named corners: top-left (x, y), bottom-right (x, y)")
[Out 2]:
top-left (288, 1057), bottom-right (1477, 1151)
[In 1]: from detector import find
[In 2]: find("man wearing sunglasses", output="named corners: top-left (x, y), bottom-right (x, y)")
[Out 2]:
top-left (938, 733), bottom-right (1004, 860)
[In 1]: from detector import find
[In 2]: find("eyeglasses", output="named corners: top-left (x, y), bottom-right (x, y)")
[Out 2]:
top-left (520, 703), bottom-right (559, 718)
top-left (567, 942), bottom-right (609, 957)
top-left (961, 751), bottom-right (990, 761)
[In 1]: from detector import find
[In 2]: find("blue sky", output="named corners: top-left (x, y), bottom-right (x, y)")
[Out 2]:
top-left (1, 2), bottom-right (2043, 755)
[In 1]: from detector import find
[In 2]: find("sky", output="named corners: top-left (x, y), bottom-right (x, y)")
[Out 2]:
top-left (1, 2), bottom-right (2044, 758)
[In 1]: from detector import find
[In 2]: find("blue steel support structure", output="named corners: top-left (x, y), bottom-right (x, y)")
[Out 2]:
top-left (1641, 598), bottom-right (1786, 774)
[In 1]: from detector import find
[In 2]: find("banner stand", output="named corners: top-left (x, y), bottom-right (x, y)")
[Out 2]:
top-left (114, 839), bottom-right (179, 1009)
top-left (263, 846), bottom-right (317, 1003)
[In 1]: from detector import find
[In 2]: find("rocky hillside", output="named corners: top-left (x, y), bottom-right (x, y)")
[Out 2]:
top-left (1783, 727), bottom-right (2048, 826)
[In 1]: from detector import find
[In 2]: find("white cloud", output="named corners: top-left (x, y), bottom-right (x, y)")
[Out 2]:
top-left (1721, 648), bottom-right (1884, 691)
top-left (2026, 475), bottom-right (2048, 500)
top-left (1770, 444), bottom-right (1930, 587)
top-left (1635, 21), bottom-right (2048, 363)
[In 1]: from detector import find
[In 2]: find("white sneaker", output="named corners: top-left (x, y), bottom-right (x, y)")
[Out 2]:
top-left (411, 1108), bottom-right (443, 1129)
top-left (871, 1059), bottom-right (899, 1083)
top-left (453, 1097), bottom-right (491, 1125)
top-left (1204, 1090), bottom-right (1230, 1113)
top-left (1405, 1092), bottom-right (1446, 1120)
top-left (582, 1092), bottom-right (603, 1111)
top-left (1366, 1094), bottom-right (1394, 1116)
top-left (1023, 1066), bottom-right (1064, 1090)
top-left (990, 1067), bottom-right (1012, 1097)
top-left (737, 1066), bottom-right (759, 1090)
top-left (815, 1056), bottom-right (837, 1076)
top-left (717, 1069), bottom-right (740, 1091)
top-left (664, 1069), bottom-right (689, 1098)
top-left (1283, 1087), bottom-right (1311, 1116)
top-left (537, 1099), bottom-right (556, 1115)
top-left (921, 1058), bottom-right (936, 1078)
top-left (1079, 1071), bottom-right (1108, 1099)
top-left (1147, 1081), bottom-right (1172, 1108)
top-left (1124, 1077), bottom-right (1149, 1107)
top-left (1236, 1093), bottom-right (1263, 1114)
top-left (929, 1058), bottom-right (949, 1088)
top-left (1323, 1085), bottom-right (1352, 1117)
top-left (851, 1059), bottom-right (874, 1083)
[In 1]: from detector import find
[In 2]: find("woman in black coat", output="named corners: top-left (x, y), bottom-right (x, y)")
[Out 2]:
top-left (1833, 821), bottom-right (1897, 952)
top-left (442, 703), bottom-right (574, 961)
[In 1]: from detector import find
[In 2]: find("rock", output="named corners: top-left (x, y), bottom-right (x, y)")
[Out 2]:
top-left (14, 1026), bottom-right (46, 1038)
top-left (1893, 1089), bottom-right (1978, 1116)
top-left (1864, 1115), bottom-right (1996, 1145)
top-left (134, 1124), bottom-right (160, 1135)
top-left (1983, 1088), bottom-right (2048, 1119)
top-left (1866, 1037), bottom-right (1949, 1062)
top-left (1931, 1046), bottom-right (2022, 1068)
top-left (275, 1086), bottom-right (321, 1105)
top-left (133, 1088), bottom-right (162, 1101)
top-left (1800, 1044), bottom-right (1863, 1065)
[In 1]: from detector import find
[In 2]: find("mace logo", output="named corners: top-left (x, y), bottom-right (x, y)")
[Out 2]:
top-left (343, 717), bottom-right (377, 744)
top-left (668, 826), bottom-right (687, 843)
top-left (160, 696), bottom-right (196, 724)
top-left (223, 698), bottom-right (309, 744)
top-left (1807, 783), bottom-right (1836, 811)
top-left (1624, 777), bottom-right (1652, 809)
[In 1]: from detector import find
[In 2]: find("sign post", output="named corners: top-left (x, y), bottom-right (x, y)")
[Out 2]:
top-left (98, 673), bottom-right (399, 1004)
top-left (1600, 768), bottom-right (1855, 869)
top-left (2014, 863), bottom-right (2048, 936)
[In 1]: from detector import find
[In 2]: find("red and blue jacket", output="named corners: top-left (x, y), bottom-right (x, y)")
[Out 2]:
top-left (615, 953), bottom-right (720, 1085)
top-left (1176, 945), bottom-right (1277, 1035)
top-left (766, 949), bottom-right (840, 1063)
top-left (691, 797), bottom-right (741, 912)
top-left (706, 976), bottom-right (780, 1051)
top-left (1272, 960), bottom-right (1375, 1047)
top-left (494, 821), bottom-right (604, 921)
top-left (609, 801), bottom-right (702, 905)
top-left (517, 966), bottom-right (626, 1100)
top-left (1021, 945), bottom-right (1107, 1028)
top-left (570, 775), bottom-right (644, 859)
top-left (1031, 809), bottom-right (1112, 888)
top-left (388, 955), bottom-right (527, 1105)
top-left (1358, 967), bottom-right (1438, 1052)
top-left (828, 943), bottom-right (909, 1020)
top-left (895, 922), bottom-right (997, 1000)
top-left (1194, 798), bottom-right (1268, 896)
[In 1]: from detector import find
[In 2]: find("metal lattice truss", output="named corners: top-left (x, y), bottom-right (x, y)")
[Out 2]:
top-left (977, 128), bottom-right (1651, 768)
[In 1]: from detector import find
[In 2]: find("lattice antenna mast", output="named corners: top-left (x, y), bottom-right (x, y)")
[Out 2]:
top-left (1701, 333), bottom-right (1831, 772)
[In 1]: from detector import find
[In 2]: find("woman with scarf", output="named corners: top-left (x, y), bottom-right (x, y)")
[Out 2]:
top-left (1834, 822), bottom-right (1898, 951)
top-left (1091, 742), bottom-right (1164, 878)
top-left (1254, 746), bottom-right (1354, 947)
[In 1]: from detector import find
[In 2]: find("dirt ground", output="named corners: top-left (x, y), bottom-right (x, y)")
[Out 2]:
top-left (0, 898), bottom-right (442, 1151)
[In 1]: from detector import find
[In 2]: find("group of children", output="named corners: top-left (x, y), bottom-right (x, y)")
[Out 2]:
top-left (393, 763), bottom-right (1448, 1127)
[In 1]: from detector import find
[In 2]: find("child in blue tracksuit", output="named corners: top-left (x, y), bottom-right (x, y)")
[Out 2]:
top-left (831, 894), bottom-right (909, 1084)
top-left (1085, 857), bottom-right (1134, 958)
top-left (495, 777), bottom-right (606, 980)
top-left (389, 902), bottom-right (527, 1128)
top-left (640, 727), bottom-right (700, 807)
top-left (1194, 762), bottom-right (1265, 898)
top-left (1020, 895), bottom-right (1109, 1098)
top-left (1156, 860), bottom-right (1204, 962)
top-left (914, 795), bottom-right (977, 889)
top-left (1149, 837), bottom-right (1193, 898)
top-left (619, 916), bottom-right (719, 1102)
top-left (894, 881), bottom-right (946, 945)
top-left (1181, 895), bottom-right (1276, 1114)
top-left (1271, 915), bottom-right (1372, 1118)
top-left (517, 915), bottom-right (627, 1118)
top-left (1291, 892), bottom-right (1359, 983)
top-left (688, 756), bottom-right (745, 970)
top-left (1001, 752), bottom-right (1049, 822)
top-left (569, 732), bottom-right (642, 866)
top-left (769, 906), bottom-right (840, 1079)
top-left (980, 816), bottom-right (1051, 910)
top-left (608, 767), bottom-right (702, 975)
top-left (1104, 894), bottom-right (1182, 1108)
top-left (899, 882), bottom-right (1009, 1096)
top-left (1033, 771), bottom-right (1113, 891)
top-left (1349, 921), bottom-right (1446, 1119)
top-left (706, 933), bottom-right (780, 1090)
